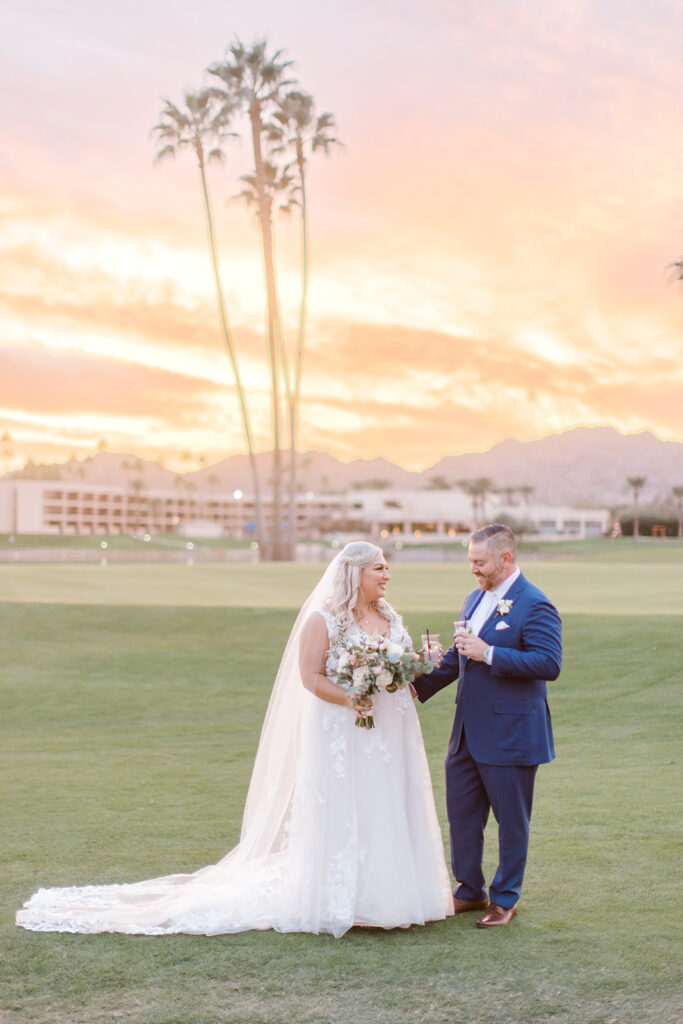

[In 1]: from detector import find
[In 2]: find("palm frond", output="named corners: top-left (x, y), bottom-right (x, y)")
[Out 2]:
top-left (234, 186), bottom-right (258, 207)
top-left (151, 123), bottom-right (179, 140)
top-left (159, 99), bottom-right (190, 126)
top-left (153, 144), bottom-right (177, 163)
top-left (184, 91), bottom-right (209, 116)
top-left (279, 194), bottom-right (301, 214)
top-left (151, 86), bottom-right (238, 167)
top-left (229, 39), bottom-right (247, 63)
top-left (669, 258), bottom-right (683, 282)
top-left (265, 122), bottom-right (285, 142)
top-left (311, 134), bottom-right (342, 154)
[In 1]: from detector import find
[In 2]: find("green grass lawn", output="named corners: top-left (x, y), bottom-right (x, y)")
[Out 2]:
top-left (1, 540), bottom-right (683, 613)
top-left (1, 559), bottom-right (681, 1023)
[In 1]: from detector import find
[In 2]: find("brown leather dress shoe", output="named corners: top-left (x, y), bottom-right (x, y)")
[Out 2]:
top-left (453, 896), bottom-right (489, 915)
top-left (476, 903), bottom-right (518, 927)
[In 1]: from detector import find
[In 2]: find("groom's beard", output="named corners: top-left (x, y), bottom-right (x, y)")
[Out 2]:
top-left (473, 565), bottom-right (507, 591)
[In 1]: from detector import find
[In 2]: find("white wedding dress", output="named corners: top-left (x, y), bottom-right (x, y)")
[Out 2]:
top-left (16, 607), bottom-right (453, 938)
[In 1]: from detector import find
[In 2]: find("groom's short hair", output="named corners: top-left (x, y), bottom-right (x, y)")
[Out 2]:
top-left (470, 523), bottom-right (517, 559)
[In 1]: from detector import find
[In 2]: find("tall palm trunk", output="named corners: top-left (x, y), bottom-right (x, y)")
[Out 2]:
top-left (196, 145), bottom-right (264, 553)
top-left (249, 100), bottom-right (284, 560)
top-left (277, 305), bottom-right (297, 559)
top-left (272, 231), bottom-right (296, 558)
top-left (286, 136), bottom-right (309, 559)
top-left (294, 140), bottom-right (309, 416)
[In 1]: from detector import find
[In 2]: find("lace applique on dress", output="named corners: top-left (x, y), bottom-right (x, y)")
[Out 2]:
top-left (324, 833), bottom-right (366, 923)
top-left (322, 705), bottom-right (348, 779)
top-left (362, 729), bottom-right (392, 762)
top-left (395, 688), bottom-right (412, 715)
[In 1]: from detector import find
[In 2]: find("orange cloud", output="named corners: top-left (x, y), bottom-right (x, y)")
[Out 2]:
top-left (0, 345), bottom-right (223, 420)
top-left (3, 2), bottom-right (683, 473)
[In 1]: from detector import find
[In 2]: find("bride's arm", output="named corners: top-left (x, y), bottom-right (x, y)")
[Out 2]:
top-left (298, 613), bottom-right (354, 708)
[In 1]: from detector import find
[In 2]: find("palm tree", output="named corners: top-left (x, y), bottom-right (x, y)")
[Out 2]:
top-left (129, 478), bottom-right (146, 534)
top-left (208, 40), bottom-right (295, 560)
top-left (456, 480), bottom-right (477, 528)
top-left (152, 90), bottom-right (265, 556)
top-left (497, 485), bottom-right (518, 506)
top-left (269, 90), bottom-right (341, 550)
top-left (669, 258), bottom-right (683, 282)
top-left (625, 476), bottom-right (646, 539)
top-left (457, 477), bottom-right (495, 529)
top-left (671, 486), bottom-right (683, 538)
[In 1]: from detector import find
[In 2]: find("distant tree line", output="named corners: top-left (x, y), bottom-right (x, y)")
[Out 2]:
top-left (622, 476), bottom-right (683, 538)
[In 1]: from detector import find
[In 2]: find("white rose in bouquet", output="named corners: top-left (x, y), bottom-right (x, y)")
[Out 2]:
top-left (382, 639), bottom-right (405, 664)
top-left (376, 668), bottom-right (394, 690)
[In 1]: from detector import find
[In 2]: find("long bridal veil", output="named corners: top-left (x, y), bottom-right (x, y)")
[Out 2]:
top-left (15, 547), bottom-right (369, 935)
top-left (233, 548), bottom-right (347, 858)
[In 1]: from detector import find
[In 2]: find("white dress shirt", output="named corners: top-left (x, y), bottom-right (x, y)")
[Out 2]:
top-left (468, 567), bottom-right (520, 665)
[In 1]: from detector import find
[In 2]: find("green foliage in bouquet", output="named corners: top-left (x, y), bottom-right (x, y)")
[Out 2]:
top-left (326, 635), bottom-right (432, 728)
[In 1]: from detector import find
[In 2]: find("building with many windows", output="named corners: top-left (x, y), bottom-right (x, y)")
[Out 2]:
top-left (0, 479), bottom-right (610, 541)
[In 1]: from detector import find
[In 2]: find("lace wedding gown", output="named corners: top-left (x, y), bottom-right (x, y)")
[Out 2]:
top-left (16, 611), bottom-right (453, 938)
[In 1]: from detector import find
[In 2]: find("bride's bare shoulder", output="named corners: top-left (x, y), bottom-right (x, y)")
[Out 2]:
top-left (301, 610), bottom-right (331, 636)
top-left (299, 612), bottom-right (334, 663)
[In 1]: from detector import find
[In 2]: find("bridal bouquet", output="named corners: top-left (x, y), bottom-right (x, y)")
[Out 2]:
top-left (327, 635), bottom-right (432, 728)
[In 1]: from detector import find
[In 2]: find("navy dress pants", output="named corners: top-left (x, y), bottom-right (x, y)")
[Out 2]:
top-left (445, 727), bottom-right (538, 908)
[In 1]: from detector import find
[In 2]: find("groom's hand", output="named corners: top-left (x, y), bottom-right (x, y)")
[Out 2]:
top-left (454, 633), bottom-right (488, 662)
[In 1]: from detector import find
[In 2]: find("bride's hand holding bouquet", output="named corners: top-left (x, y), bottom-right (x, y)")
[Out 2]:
top-left (328, 634), bottom-right (433, 728)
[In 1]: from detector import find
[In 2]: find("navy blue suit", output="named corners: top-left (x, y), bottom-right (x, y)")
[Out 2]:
top-left (414, 572), bottom-right (562, 907)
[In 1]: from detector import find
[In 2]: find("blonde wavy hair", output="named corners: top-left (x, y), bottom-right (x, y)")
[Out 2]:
top-left (323, 541), bottom-right (393, 631)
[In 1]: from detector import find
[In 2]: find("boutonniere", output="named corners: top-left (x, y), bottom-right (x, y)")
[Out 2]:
top-left (495, 599), bottom-right (513, 619)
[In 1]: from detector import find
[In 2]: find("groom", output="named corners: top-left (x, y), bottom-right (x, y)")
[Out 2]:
top-left (414, 523), bottom-right (562, 927)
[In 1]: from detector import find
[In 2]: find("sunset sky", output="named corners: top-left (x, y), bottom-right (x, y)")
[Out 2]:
top-left (2, 0), bottom-right (683, 472)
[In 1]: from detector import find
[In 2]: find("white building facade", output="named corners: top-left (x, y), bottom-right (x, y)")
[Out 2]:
top-left (0, 479), bottom-right (610, 541)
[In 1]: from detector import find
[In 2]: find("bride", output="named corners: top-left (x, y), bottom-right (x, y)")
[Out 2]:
top-left (16, 542), bottom-right (453, 938)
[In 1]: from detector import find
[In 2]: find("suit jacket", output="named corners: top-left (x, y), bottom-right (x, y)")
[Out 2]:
top-left (413, 573), bottom-right (562, 766)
